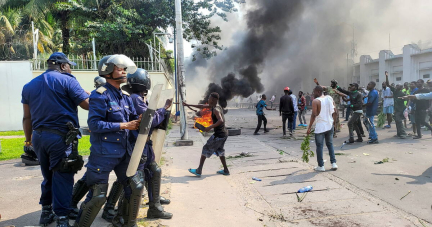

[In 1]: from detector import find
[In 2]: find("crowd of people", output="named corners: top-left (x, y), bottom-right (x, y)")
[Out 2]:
top-left (253, 73), bottom-right (432, 172)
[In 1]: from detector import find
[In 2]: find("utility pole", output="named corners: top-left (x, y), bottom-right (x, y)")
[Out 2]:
top-left (175, 0), bottom-right (193, 146)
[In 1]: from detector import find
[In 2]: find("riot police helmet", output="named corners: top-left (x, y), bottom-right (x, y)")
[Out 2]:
top-left (94, 76), bottom-right (106, 88)
top-left (122, 68), bottom-right (151, 94)
top-left (98, 54), bottom-right (137, 79)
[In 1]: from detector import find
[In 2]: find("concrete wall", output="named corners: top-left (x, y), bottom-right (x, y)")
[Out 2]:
top-left (0, 61), bottom-right (34, 131)
top-left (0, 67), bottom-right (170, 131)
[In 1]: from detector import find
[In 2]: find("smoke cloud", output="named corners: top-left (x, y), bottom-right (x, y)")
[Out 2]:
top-left (187, 0), bottom-right (432, 106)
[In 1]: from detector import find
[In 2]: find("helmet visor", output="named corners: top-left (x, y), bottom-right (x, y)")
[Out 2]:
top-left (106, 55), bottom-right (137, 74)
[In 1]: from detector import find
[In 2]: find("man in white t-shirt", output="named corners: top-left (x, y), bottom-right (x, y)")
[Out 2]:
top-left (307, 86), bottom-right (337, 172)
top-left (381, 71), bottom-right (394, 128)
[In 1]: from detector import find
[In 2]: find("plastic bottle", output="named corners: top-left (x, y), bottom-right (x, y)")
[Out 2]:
top-left (297, 186), bottom-right (313, 193)
top-left (252, 177), bottom-right (262, 181)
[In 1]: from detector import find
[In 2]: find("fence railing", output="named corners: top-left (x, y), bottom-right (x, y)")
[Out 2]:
top-left (31, 55), bottom-right (164, 72)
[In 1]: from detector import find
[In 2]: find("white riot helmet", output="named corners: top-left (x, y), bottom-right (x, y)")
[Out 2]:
top-left (98, 54), bottom-right (137, 80)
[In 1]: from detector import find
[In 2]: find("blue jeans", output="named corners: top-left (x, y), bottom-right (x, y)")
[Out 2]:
top-left (293, 111), bottom-right (298, 130)
top-left (315, 128), bottom-right (336, 167)
top-left (345, 107), bottom-right (351, 121)
top-left (364, 115), bottom-right (378, 140)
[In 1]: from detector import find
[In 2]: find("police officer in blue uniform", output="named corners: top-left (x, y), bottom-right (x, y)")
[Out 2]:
top-left (21, 52), bottom-right (90, 227)
top-left (74, 55), bottom-right (144, 227)
top-left (121, 68), bottom-right (173, 219)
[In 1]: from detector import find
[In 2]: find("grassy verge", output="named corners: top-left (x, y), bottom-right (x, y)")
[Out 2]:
top-left (0, 136), bottom-right (91, 161)
top-left (0, 130), bottom-right (24, 136)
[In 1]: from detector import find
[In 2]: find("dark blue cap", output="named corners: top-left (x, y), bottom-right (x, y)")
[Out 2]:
top-left (47, 52), bottom-right (77, 66)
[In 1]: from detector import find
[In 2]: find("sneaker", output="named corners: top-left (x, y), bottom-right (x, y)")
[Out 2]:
top-left (367, 139), bottom-right (379, 144)
top-left (413, 136), bottom-right (422, 139)
top-left (399, 135), bottom-right (407, 139)
top-left (253, 132), bottom-right (260, 135)
top-left (314, 166), bottom-right (325, 172)
top-left (348, 138), bottom-right (355, 143)
top-left (303, 124), bottom-right (308, 127)
top-left (56, 216), bottom-right (71, 227)
top-left (355, 138), bottom-right (363, 142)
top-left (331, 163), bottom-right (338, 170)
top-left (298, 124), bottom-right (303, 126)
top-left (393, 134), bottom-right (399, 137)
top-left (264, 129), bottom-right (269, 133)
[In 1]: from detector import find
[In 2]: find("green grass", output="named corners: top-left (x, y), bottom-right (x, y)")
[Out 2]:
top-left (0, 136), bottom-right (91, 161)
top-left (0, 130), bottom-right (24, 136)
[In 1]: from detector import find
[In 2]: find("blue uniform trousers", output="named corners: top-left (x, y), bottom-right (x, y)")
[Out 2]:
top-left (83, 153), bottom-right (132, 202)
top-left (32, 130), bottom-right (74, 216)
top-left (137, 141), bottom-right (154, 171)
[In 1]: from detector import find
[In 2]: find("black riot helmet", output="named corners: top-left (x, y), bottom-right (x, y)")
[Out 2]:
top-left (121, 68), bottom-right (151, 95)
top-left (94, 76), bottom-right (106, 88)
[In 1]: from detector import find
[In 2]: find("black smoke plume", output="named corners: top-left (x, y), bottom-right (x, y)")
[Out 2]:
top-left (199, 0), bottom-right (304, 108)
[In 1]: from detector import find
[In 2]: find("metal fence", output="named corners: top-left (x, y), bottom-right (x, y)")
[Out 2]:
top-left (32, 54), bottom-right (164, 72)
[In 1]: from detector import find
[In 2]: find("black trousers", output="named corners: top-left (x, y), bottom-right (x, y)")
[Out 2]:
top-left (348, 112), bottom-right (362, 140)
top-left (415, 110), bottom-right (432, 137)
top-left (282, 113), bottom-right (294, 135)
top-left (254, 115), bottom-right (267, 133)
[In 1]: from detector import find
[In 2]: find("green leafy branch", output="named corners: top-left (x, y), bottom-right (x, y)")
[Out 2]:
top-left (301, 130), bottom-right (314, 163)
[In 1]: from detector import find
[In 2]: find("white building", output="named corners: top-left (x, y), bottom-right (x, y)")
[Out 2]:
top-left (353, 44), bottom-right (432, 86)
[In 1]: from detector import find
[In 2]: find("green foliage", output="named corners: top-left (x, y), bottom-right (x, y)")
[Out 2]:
top-left (377, 112), bottom-right (386, 128)
top-left (1, 0), bottom-right (239, 59)
top-left (301, 131), bottom-right (314, 163)
top-left (0, 130), bottom-right (24, 136)
top-left (0, 136), bottom-right (90, 161)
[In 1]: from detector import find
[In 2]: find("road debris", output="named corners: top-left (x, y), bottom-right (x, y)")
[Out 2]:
top-left (296, 192), bottom-right (308, 202)
top-left (363, 153), bottom-right (370, 156)
top-left (252, 177), bottom-right (262, 181)
top-left (395, 178), bottom-right (399, 180)
top-left (400, 191), bottom-right (411, 200)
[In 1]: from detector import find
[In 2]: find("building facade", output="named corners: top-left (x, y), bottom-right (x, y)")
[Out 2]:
top-left (353, 44), bottom-right (432, 86)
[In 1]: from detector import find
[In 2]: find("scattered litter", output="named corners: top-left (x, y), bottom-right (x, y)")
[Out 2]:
top-left (382, 157), bottom-right (389, 162)
top-left (374, 161), bottom-right (383, 164)
top-left (249, 181), bottom-right (256, 184)
top-left (395, 178), bottom-right (399, 180)
top-left (340, 141), bottom-right (347, 149)
top-left (252, 177), bottom-right (262, 181)
top-left (240, 152), bottom-right (250, 156)
top-left (348, 161), bottom-right (356, 163)
top-left (392, 158), bottom-right (398, 161)
top-left (400, 191), bottom-right (411, 200)
top-left (296, 192), bottom-right (308, 202)
top-left (419, 219), bottom-right (427, 227)
top-left (297, 186), bottom-right (313, 193)
top-left (408, 152), bottom-right (413, 154)
top-left (363, 153), bottom-right (370, 156)
top-left (259, 218), bottom-right (263, 221)
top-left (335, 153), bottom-right (346, 155)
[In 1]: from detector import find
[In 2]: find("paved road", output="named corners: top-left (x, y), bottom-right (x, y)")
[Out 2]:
top-left (224, 108), bottom-right (432, 225)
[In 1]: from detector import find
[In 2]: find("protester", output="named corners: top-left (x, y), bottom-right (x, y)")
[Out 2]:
top-left (345, 95), bottom-right (351, 121)
top-left (270, 94), bottom-right (276, 108)
top-left (279, 87), bottom-right (295, 136)
top-left (314, 78), bottom-right (341, 137)
top-left (289, 90), bottom-right (299, 132)
top-left (381, 71), bottom-right (394, 128)
top-left (402, 82), bottom-right (410, 128)
top-left (298, 91), bottom-right (307, 126)
top-left (407, 81), bottom-right (419, 136)
top-left (336, 83), bottom-right (363, 143)
top-left (364, 81), bottom-right (379, 144)
top-left (385, 74), bottom-right (406, 138)
top-left (186, 92), bottom-right (230, 176)
top-left (307, 86), bottom-right (337, 172)
top-left (254, 94), bottom-right (275, 135)
top-left (412, 79), bottom-right (432, 138)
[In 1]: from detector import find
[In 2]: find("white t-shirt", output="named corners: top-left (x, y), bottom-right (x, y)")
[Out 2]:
top-left (314, 95), bottom-right (335, 134)
top-left (290, 94), bottom-right (298, 112)
top-left (381, 87), bottom-right (394, 107)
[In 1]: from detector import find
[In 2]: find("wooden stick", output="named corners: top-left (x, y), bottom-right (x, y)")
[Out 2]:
top-left (400, 191), bottom-right (411, 200)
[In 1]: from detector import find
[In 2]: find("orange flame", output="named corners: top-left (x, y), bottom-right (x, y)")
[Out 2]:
top-left (194, 108), bottom-right (213, 130)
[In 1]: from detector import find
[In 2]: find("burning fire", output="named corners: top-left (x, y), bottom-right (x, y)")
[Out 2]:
top-left (194, 108), bottom-right (213, 130)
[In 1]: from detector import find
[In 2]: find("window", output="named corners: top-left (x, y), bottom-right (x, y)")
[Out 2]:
top-left (396, 77), bottom-right (402, 81)
top-left (424, 74), bottom-right (430, 79)
top-left (376, 79), bottom-right (379, 82)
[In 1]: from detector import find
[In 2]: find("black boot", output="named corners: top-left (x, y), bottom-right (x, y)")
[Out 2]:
top-left (102, 180), bottom-right (123, 222)
top-left (147, 163), bottom-right (172, 219)
top-left (70, 179), bottom-right (90, 220)
top-left (112, 174), bottom-right (144, 227)
top-left (39, 205), bottom-right (55, 227)
top-left (160, 196), bottom-right (171, 205)
top-left (74, 184), bottom-right (108, 227)
top-left (57, 216), bottom-right (71, 227)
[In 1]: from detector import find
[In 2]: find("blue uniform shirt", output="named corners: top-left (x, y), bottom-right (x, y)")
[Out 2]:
top-left (87, 83), bottom-right (139, 158)
top-left (365, 89), bottom-right (379, 116)
top-left (256, 100), bottom-right (266, 115)
top-left (21, 69), bottom-right (89, 132)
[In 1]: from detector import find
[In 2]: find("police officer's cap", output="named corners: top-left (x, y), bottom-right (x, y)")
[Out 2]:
top-left (47, 52), bottom-right (77, 66)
